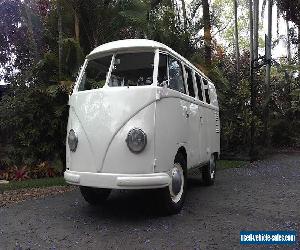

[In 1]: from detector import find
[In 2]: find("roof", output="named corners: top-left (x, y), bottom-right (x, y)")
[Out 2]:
top-left (88, 39), bottom-right (169, 56)
top-left (87, 39), bottom-right (193, 67)
top-left (87, 39), bottom-right (211, 82)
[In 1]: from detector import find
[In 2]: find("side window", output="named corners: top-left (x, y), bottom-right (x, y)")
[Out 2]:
top-left (195, 74), bottom-right (203, 101)
top-left (168, 56), bottom-right (185, 93)
top-left (184, 66), bottom-right (195, 97)
top-left (203, 78), bottom-right (210, 104)
top-left (157, 53), bottom-right (168, 85)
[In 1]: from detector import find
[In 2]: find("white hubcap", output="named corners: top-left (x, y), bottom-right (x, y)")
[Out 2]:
top-left (169, 163), bottom-right (184, 203)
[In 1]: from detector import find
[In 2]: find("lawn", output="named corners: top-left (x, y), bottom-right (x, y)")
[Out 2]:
top-left (1, 176), bottom-right (67, 191)
top-left (217, 160), bottom-right (249, 170)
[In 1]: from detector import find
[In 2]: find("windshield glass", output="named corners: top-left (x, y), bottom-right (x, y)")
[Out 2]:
top-left (78, 52), bottom-right (155, 91)
top-left (109, 52), bottom-right (154, 87)
top-left (78, 55), bottom-right (112, 91)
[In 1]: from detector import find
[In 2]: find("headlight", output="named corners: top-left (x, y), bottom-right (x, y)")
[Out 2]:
top-left (68, 129), bottom-right (78, 152)
top-left (126, 128), bottom-right (147, 153)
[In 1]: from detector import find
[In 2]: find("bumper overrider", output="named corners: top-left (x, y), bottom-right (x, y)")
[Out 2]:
top-left (64, 170), bottom-right (171, 189)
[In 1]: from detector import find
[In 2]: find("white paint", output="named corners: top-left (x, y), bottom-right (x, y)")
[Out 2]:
top-left (65, 39), bottom-right (220, 191)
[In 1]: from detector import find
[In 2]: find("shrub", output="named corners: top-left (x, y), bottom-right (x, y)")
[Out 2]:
top-left (0, 161), bottom-right (59, 181)
top-left (13, 166), bottom-right (30, 181)
top-left (31, 161), bottom-right (58, 178)
top-left (270, 119), bottom-right (294, 146)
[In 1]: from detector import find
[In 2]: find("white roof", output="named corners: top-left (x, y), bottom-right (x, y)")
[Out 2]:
top-left (89, 39), bottom-right (170, 56)
top-left (87, 39), bottom-right (211, 82)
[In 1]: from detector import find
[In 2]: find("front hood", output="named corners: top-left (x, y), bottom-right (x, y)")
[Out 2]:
top-left (68, 86), bottom-right (157, 172)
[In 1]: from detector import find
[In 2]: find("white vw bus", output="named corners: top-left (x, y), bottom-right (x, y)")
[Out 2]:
top-left (64, 39), bottom-right (220, 214)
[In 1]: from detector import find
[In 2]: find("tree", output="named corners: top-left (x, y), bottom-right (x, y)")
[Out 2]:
top-left (203, 0), bottom-right (212, 67)
top-left (0, 0), bottom-right (198, 167)
top-left (0, 0), bottom-right (42, 82)
top-left (286, 20), bottom-right (291, 64)
top-left (253, 0), bottom-right (259, 60)
top-left (234, 0), bottom-right (240, 83)
top-left (0, 0), bottom-right (298, 168)
top-left (57, 0), bottom-right (63, 81)
top-left (276, 0), bottom-right (300, 65)
top-left (180, 0), bottom-right (188, 30)
top-left (23, 0), bottom-right (39, 62)
top-left (263, 0), bottom-right (273, 144)
top-left (249, 0), bottom-right (256, 159)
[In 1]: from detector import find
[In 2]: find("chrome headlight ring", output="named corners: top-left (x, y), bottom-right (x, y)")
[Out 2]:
top-left (126, 128), bottom-right (147, 153)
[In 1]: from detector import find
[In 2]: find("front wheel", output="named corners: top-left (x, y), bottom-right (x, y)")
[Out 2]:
top-left (202, 154), bottom-right (216, 186)
top-left (80, 186), bottom-right (111, 206)
top-left (159, 153), bottom-right (187, 215)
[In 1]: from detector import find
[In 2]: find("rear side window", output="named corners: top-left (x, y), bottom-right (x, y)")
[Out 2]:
top-left (195, 74), bottom-right (203, 101)
top-left (168, 56), bottom-right (185, 93)
top-left (203, 78), bottom-right (210, 104)
top-left (184, 66), bottom-right (195, 97)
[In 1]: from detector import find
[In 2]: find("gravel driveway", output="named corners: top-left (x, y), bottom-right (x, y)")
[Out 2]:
top-left (1, 152), bottom-right (299, 249)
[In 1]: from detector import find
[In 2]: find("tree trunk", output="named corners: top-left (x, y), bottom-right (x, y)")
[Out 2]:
top-left (24, 0), bottom-right (38, 62)
top-left (249, 0), bottom-right (254, 62)
top-left (249, 0), bottom-right (256, 160)
top-left (57, 0), bottom-right (63, 81)
top-left (234, 0), bottom-right (240, 83)
top-left (74, 11), bottom-right (80, 42)
top-left (56, 1), bottom-right (66, 172)
top-left (298, 25), bottom-right (300, 65)
top-left (203, 0), bottom-right (212, 67)
top-left (180, 0), bottom-right (188, 31)
top-left (253, 0), bottom-right (259, 61)
top-left (263, 0), bottom-right (272, 146)
top-left (276, 6), bottom-right (279, 37)
top-left (286, 20), bottom-right (291, 64)
top-left (173, 0), bottom-right (181, 27)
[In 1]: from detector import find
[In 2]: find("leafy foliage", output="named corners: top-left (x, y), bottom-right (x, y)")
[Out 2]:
top-left (276, 0), bottom-right (300, 25)
top-left (12, 166), bottom-right (30, 181)
top-left (0, 51), bottom-right (68, 165)
top-left (0, 0), bottom-right (299, 168)
top-left (0, 162), bottom-right (59, 181)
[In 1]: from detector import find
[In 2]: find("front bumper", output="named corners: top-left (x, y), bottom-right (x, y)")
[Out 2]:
top-left (64, 170), bottom-right (171, 189)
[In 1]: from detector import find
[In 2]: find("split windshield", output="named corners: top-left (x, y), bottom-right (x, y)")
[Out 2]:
top-left (78, 52), bottom-right (154, 91)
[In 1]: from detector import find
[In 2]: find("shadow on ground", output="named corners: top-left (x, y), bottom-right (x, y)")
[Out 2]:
top-left (79, 176), bottom-right (207, 220)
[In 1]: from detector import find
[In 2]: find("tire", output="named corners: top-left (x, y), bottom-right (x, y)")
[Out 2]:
top-left (80, 186), bottom-right (111, 206)
top-left (202, 154), bottom-right (216, 186)
top-left (159, 153), bottom-right (187, 215)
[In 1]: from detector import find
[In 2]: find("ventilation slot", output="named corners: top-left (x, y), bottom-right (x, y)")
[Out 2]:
top-left (215, 112), bottom-right (220, 133)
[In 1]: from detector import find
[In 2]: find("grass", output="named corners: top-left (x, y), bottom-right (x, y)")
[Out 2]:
top-left (1, 176), bottom-right (67, 191)
top-left (217, 160), bottom-right (249, 170)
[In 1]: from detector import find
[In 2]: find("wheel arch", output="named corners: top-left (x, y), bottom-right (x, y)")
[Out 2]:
top-left (213, 151), bottom-right (219, 160)
top-left (175, 146), bottom-right (187, 172)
